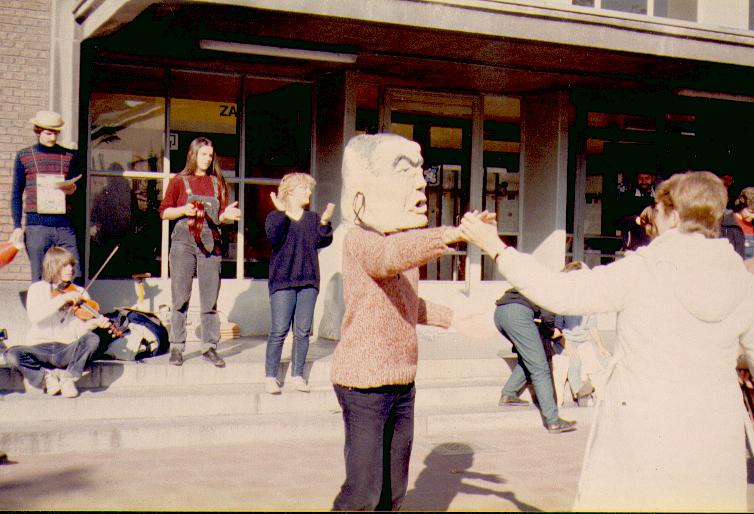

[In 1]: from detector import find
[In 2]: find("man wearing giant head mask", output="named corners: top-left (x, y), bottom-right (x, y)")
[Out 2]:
top-left (330, 134), bottom-right (476, 511)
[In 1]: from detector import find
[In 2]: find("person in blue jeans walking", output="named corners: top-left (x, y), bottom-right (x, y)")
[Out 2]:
top-left (264, 173), bottom-right (334, 394)
top-left (494, 288), bottom-right (576, 433)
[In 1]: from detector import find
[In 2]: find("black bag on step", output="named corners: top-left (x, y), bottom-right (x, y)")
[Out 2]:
top-left (99, 308), bottom-right (170, 360)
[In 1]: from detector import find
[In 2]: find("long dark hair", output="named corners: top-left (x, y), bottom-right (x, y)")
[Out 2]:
top-left (180, 136), bottom-right (228, 205)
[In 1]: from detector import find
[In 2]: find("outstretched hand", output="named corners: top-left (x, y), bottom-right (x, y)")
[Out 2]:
top-left (321, 202), bottom-right (336, 225)
top-left (221, 201), bottom-right (241, 223)
top-left (460, 210), bottom-right (506, 257)
top-left (269, 192), bottom-right (286, 212)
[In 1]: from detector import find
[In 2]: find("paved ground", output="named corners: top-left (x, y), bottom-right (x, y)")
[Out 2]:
top-left (3, 415), bottom-right (754, 511)
top-left (0, 420), bottom-right (588, 512)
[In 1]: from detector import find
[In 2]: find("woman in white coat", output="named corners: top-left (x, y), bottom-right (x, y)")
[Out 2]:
top-left (461, 171), bottom-right (754, 512)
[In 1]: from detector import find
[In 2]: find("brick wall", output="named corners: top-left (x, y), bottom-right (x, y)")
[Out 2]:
top-left (0, 1), bottom-right (51, 280)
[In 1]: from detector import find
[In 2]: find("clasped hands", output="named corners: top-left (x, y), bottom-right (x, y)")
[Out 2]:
top-left (443, 210), bottom-right (503, 254)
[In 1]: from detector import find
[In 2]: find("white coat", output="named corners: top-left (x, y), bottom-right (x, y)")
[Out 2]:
top-left (496, 229), bottom-right (754, 512)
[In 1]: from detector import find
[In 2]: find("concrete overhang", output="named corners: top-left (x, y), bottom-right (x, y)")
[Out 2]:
top-left (74, 0), bottom-right (754, 68)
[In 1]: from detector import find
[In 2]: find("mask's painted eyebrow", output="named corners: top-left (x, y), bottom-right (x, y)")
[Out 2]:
top-left (393, 155), bottom-right (423, 168)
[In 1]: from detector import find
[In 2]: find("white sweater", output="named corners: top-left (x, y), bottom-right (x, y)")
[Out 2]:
top-left (17, 280), bottom-right (92, 346)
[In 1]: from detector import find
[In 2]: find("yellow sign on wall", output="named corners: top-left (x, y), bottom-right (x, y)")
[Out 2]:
top-left (170, 99), bottom-right (238, 135)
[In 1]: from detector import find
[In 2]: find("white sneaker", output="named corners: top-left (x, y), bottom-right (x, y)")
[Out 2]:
top-left (264, 377), bottom-right (281, 395)
top-left (59, 372), bottom-right (79, 398)
top-left (292, 375), bottom-right (310, 393)
top-left (44, 369), bottom-right (61, 395)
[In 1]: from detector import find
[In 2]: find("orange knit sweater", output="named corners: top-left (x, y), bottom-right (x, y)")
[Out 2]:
top-left (330, 225), bottom-right (454, 388)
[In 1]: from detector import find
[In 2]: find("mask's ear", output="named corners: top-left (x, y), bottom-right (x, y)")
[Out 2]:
top-left (353, 192), bottom-right (366, 225)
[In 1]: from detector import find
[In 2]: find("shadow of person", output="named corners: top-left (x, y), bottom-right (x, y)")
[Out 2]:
top-left (402, 442), bottom-right (541, 512)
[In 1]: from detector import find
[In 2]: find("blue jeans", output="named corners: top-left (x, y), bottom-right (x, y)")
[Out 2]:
top-left (25, 225), bottom-right (80, 282)
top-left (495, 303), bottom-right (560, 425)
top-left (3, 332), bottom-right (100, 387)
top-left (265, 286), bottom-right (318, 378)
top-left (332, 383), bottom-right (415, 511)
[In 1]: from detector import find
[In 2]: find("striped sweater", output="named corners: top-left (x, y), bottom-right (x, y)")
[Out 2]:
top-left (12, 143), bottom-right (77, 228)
top-left (330, 225), bottom-right (454, 388)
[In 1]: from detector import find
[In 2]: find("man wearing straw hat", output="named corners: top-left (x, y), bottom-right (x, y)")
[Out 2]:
top-left (10, 110), bottom-right (81, 281)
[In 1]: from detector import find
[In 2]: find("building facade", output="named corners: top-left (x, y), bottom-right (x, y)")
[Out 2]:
top-left (2, 0), bottom-right (754, 337)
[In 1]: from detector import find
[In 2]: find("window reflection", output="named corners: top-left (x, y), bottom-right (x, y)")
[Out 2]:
top-left (90, 93), bottom-right (165, 172)
top-left (89, 176), bottom-right (163, 278)
top-left (243, 79), bottom-right (312, 278)
top-left (602, 0), bottom-right (647, 14)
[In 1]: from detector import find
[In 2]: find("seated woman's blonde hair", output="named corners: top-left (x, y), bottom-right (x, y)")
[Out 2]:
top-left (42, 247), bottom-right (76, 283)
top-left (654, 171), bottom-right (727, 238)
top-left (277, 172), bottom-right (316, 204)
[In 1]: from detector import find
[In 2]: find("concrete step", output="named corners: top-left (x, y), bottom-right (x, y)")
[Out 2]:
top-left (0, 354), bottom-right (514, 391)
top-left (0, 402), bottom-right (594, 456)
top-left (1, 378), bottom-right (511, 423)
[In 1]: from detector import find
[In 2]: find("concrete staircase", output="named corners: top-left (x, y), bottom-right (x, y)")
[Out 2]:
top-left (1, 327), bottom-right (551, 455)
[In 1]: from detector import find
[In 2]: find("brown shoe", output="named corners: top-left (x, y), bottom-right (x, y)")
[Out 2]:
top-left (202, 348), bottom-right (225, 368)
top-left (545, 418), bottom-right (577, 434)
top-left (498, 394), bottom-right (530, 406)
top-left (169, 348), bottom-right (183, 366)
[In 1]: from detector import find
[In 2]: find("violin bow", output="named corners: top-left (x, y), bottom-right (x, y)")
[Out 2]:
top-left (61, 244), bottom-right (119, 323)
top-left (84, 244), bottom-right (120, 294)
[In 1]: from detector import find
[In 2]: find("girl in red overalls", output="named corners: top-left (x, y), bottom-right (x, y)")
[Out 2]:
top-left (159, 137), bottom-right (240, 367)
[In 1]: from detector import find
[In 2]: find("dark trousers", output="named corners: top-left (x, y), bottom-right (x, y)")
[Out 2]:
top-left (332, 383), bottom-right (415, 511)
top-left (168, 239), bottom-right (221, 353)
top-left (25, 225), bottom-right (80, 282)
top-left (3, 332), bottom-right (100, 387)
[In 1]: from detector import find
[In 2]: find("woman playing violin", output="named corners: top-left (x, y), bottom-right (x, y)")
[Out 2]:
top-left (3, 247), bottom-right (110, 397)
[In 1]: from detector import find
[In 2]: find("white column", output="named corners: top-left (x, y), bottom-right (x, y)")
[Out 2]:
top-left (518, 91), bottom-right (570, 270)
top-left (49, 0), bottom-right (81, 148)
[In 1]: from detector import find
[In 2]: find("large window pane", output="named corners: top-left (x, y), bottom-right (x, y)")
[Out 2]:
top-left (602, 0), bottom-right (648, 14)
top-left (246, 80), bottom-right (312, 180)
top-left (655, 0), bottom-right (697, 21)
top-left (89, 176), bottom-right (163, 278)
top-left (169, 70), bottom-right (240, 178)
top-left (243, 79), bottom-right (312, 278)
top-left (242, 183), bottom-right (278, 279)
top-left (482, 95), bottom-right (520, 280)
top-left (90, 93), bottom-right (165, 173)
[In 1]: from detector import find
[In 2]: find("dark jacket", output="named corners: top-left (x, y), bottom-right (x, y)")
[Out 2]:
top-left (720, 211), bottom-right (745, 258)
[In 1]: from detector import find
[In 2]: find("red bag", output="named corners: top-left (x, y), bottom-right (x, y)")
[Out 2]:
top-left (0, 241), bottom-right (22, 269)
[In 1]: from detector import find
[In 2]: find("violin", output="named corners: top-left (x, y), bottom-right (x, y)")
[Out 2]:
top-left (54, 281), bottom-right (124, 337)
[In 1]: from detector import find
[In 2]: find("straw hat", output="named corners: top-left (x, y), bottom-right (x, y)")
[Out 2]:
top-left (29, 110), bottom-right (64, 131)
